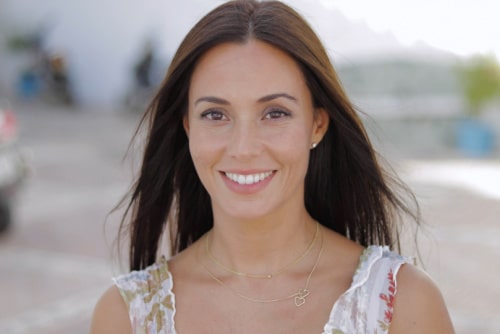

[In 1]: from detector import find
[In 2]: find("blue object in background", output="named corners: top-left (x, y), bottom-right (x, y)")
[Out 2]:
top-left (457, 118), bottom-right (495, 157)
top-left (17, 72), bottom-right (40, 99)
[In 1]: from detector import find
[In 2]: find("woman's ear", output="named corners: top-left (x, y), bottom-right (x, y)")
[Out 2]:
top-left (311, 108), bottom-right (329, 145)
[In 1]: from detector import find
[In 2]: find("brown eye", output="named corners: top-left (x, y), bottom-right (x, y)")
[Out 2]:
top-left (264, 108), bottom-right (291, 119)
top-left (201, 110), bottom-right (228, 121)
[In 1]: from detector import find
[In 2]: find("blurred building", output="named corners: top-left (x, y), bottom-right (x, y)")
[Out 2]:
top-left (0, 0), bottom-right (467, 112)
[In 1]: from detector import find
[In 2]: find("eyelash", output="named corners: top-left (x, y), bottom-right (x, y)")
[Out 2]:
top-left (200, 107), bottom-right (291, 121)
top-left (264, 108), bottom-right (291, 119)
top-left (200, 109), bottom-right (227, 121)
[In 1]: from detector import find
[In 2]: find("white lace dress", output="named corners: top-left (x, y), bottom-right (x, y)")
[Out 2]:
top-left (114, 245), bottom-right (411, 334)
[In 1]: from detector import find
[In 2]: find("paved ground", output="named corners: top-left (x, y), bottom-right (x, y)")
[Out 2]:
top-left (0, 103), bottom-right (498, 333)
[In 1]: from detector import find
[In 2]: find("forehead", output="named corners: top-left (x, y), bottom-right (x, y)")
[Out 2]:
top-left (189, 39), bottom-right (309, 99)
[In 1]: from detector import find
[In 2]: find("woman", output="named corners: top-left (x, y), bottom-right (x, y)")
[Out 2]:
top-left (91, 1), bottom-right (454, 333)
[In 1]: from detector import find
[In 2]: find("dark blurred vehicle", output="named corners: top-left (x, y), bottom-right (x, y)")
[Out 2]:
top-left (0, 105), bottom-right (27, 233)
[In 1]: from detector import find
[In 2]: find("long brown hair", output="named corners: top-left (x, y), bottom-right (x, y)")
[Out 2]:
top-left (120, 0), bottom-right (419, 270)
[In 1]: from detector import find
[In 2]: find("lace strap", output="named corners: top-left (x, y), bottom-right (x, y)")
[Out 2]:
top-left (113, 257), bottom-right (176, 334)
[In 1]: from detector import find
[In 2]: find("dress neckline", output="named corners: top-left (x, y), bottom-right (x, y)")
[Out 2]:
top-left (162, 245), bottom-right (385, 334)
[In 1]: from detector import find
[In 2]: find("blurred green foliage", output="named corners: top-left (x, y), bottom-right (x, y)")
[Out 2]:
top-left (6, 31), bottom-right (40, 52)
top-left (458, 55), bottom-right (500, 116)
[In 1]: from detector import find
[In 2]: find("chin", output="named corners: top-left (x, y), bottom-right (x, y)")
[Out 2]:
top-left (216, 202), bottom-right (276, 221)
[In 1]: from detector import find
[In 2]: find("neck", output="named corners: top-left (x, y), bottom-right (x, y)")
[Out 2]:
top-left (207, 210), bottom-right (318, 276)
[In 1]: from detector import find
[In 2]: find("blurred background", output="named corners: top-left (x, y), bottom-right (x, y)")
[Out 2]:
top-left (0, 0), bottom-right (499, 333)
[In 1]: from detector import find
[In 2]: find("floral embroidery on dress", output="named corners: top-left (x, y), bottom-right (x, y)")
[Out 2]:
top-left (378, 269), bottom-right (396, 332)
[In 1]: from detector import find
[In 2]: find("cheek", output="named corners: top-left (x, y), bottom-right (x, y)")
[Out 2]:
top-left (188, 130), bottom-right (224, 170)
top-left (266, 125), bottom-right (312, 152)
top-left (266, 128), bottom-right (312, 171)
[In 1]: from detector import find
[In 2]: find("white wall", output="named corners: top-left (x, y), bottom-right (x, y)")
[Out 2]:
top-left (0, 0), bottom-right (220, 106)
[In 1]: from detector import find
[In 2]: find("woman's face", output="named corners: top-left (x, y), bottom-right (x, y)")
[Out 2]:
top-left (185, 40), bottom-right (328, 220)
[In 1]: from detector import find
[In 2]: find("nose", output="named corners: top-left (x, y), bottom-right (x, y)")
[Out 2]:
top-left (226, 119), bottom-right (262, 160)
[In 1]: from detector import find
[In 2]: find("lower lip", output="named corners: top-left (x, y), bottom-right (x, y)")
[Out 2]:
top-left (221, 172), bottom-right (275, 194)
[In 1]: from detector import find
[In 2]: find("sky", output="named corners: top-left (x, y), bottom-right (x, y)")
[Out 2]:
top-left (317, 0), bottom-right (499, 58)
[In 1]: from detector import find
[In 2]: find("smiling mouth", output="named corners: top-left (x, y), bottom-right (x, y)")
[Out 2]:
top-left (224, 171), bottom-right (274, 185)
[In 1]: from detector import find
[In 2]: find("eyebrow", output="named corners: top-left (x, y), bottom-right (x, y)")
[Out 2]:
top-left (258, 93), bottom-right (297, 103)
top-left (194, 96), bottom-right (230, 106)
top-left (194, 93), bottom-right (298, 106)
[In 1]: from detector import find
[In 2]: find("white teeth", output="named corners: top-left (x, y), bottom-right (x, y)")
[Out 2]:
top-left (225, 171), bottom-right (273, 185)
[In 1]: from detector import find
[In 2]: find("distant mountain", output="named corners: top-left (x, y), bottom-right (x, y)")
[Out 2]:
top-left (290, 0), bottom-right (458, 63)
top-left (286, 0), bottom-right (462, 101)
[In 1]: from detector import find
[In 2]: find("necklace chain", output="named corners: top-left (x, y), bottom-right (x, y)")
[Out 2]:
top-left (200, 225), bottom-right (324, 307)
top-left (206, 222), bottom-right (319, 279)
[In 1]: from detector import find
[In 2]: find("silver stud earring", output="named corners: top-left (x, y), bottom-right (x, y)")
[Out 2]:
top-left (310, 142), bottom-right (318, 150)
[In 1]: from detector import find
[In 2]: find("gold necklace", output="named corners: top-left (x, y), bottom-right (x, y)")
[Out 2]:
top-left (200, 226), bottom-right (324, 307)
top-left (206, 222), bottom-right (319, 279)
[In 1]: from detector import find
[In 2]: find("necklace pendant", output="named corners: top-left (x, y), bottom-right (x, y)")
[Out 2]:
top-left (294, 288), bottom-right (310, 307)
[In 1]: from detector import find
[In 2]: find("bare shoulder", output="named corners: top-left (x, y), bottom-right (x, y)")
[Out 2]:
top-left (390, 264), bottom-right (455, 333)
top-left (90, 285), bottom-right (132, 334)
